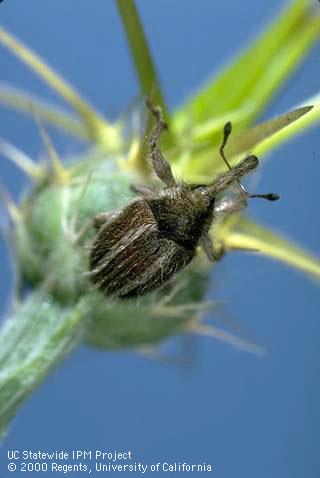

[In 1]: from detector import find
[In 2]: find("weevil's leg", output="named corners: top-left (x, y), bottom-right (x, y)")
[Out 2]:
top-left (202, 192), bottom-right (262, 260)
top-left (150, 147), bottom-right (176, 187)
top-left (201, 194), bottom-right (248, 261)
top-left (201, 232), bottom-right (224, 262)
top-left (130, 184), bottom-right (154, 196)
top-left (202, 233), bottom-right (258, 262)
top-left (145, 97), bottom-right (176, 187)
top-left (93, 212), bottom-right (117, 230)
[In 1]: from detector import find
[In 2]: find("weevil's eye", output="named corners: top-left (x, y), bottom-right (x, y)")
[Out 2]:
top-left (194, 186), bottom-right (208, 196)
top-left (190, 185), bottom-right (211, 210)
top-left (191, 184), bottom-right (207, 190)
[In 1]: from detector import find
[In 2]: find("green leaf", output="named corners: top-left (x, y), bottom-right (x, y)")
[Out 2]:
top-left (115, 0), bottom-right (169, 121)
top-left (224, 106), bottom-right (313, 160)
top-left (221, 217), bottom-right (320, 280)
top-left (0, 138), bottom-right (44, 179)
top-left (0, 26), bottom-right (120, 150)
top-left (0, 84), bottom-right (88, 140)
top-left (173, 0), bottom-right (318, 136)
top-left (178, 104), bottom-right (314, 177)
top-left (115, 0), bottom-right (173, 175)
top-left (253, 98), bottom-right (320, 157)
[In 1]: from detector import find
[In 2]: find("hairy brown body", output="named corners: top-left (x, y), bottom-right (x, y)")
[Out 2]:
top-left (89, 186), bottom-right (214, 298)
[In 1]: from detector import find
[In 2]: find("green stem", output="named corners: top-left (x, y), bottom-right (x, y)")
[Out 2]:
top-left (0, 27), bottom-right (120, 150)
top-left (116, 0), bottom-right (169, 121)
top-left (0, 290), bottom-right (90, 437)
top-left (222, 218), bottom-right (320, 280)
top-left (116, 0), bottom-right (173, 177)
top-left (0, 84), bottom-right (88, 140)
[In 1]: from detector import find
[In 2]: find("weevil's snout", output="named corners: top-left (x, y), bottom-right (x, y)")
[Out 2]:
top-left (241, 154), bottom-right (259, 172)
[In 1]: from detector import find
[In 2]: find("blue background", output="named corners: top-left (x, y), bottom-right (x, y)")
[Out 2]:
top-left (0, 1), bottom-right (320, 477)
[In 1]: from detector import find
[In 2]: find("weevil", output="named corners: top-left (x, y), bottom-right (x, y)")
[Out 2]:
top-left (88, 99), bottom-right (279, 298)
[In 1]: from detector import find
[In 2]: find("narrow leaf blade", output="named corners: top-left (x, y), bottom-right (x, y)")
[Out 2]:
top-left (223, 217), bottom-right (320, 280)
top-left (0, 26), bottom-right (120, 149)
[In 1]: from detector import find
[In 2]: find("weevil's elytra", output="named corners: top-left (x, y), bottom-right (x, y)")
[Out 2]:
top-left (88, 99), bottom-right (279, 299)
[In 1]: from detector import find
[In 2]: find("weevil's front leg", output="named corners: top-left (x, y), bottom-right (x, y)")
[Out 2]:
top-left (201, 232), bottom-right (224, 262)
top-left (201, 193), bottom-right (248, 262)
top-left (145, 98), bottom-right (176, 187)
top-left (149, 144), bottom-right (176, 187)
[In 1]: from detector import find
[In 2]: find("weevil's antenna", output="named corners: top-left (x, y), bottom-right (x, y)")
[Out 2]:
top-left (219, 122), bottom-right (279, 202)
